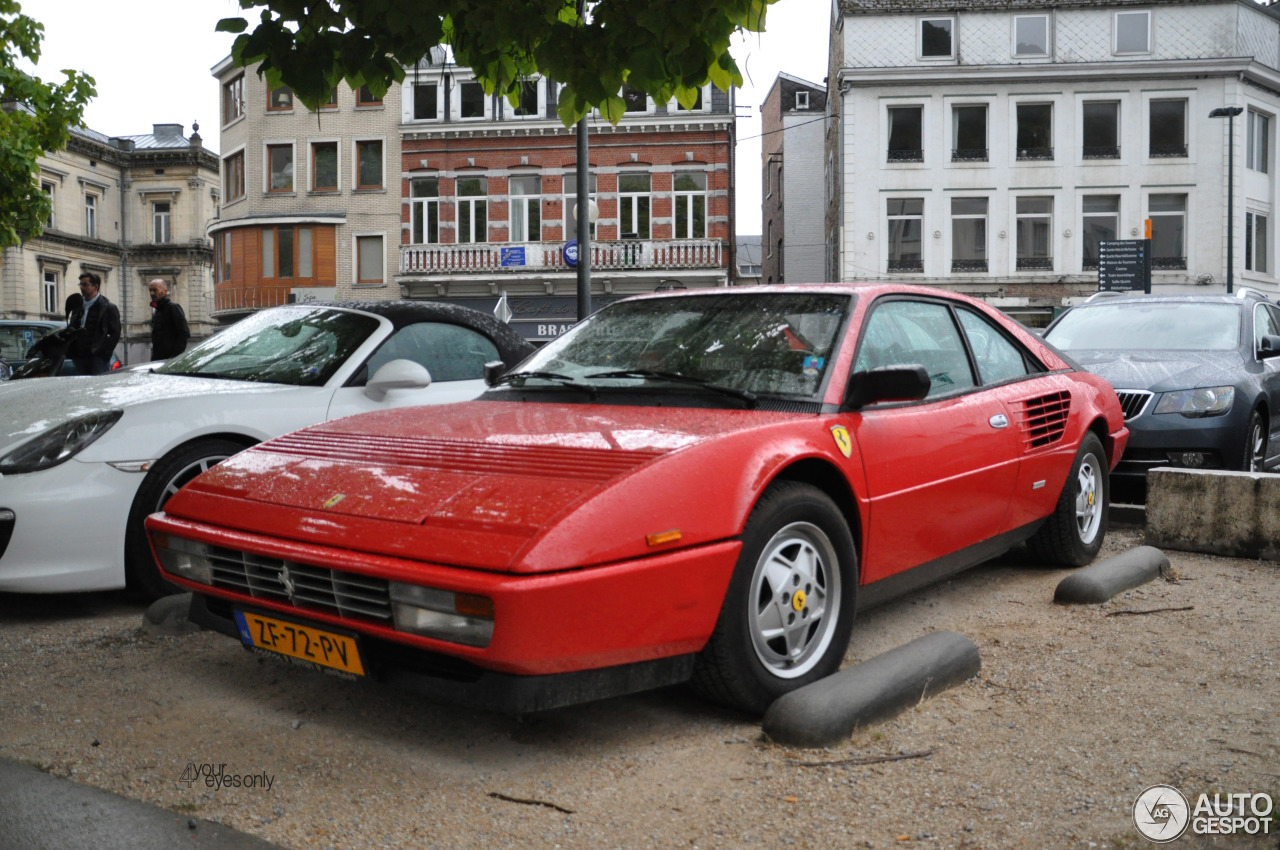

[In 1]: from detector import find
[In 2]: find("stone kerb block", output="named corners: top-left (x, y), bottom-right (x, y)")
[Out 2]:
top-left (1146, 467), bottom-right (1280, 560)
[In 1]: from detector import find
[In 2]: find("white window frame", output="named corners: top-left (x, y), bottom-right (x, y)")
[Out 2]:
top-left (411, 177), bottom-right (440, 244)
top-left (1143, 92), bottom-right (1192, 162)
top-left (885, 101), bottom-right (927, 164)
top-left (949, 102), bottom-right (990, 162)
top-left (42, 269), bottom-right (59, 314)
top-left (918, 17), bottom-right (956, 60)
top-left (949, 197), bottom-right (989, 271)
top-left (563, 173), bottom-right (597, 239)
top-left (618, 172), bottom-right (651, 239)
top-left (795, 91), bottom-right (810, 110)
top-left (454, 79), bottom-right (490, 121)
top-left (1248, 109), bottom-right (1271, 174)
top-left (310, 138), bottom-right (341, 192)
top-left (508, 175), bottom-right (541, 242)
top-left (669, 84), bottom-right (711, 113)
top-left (1081, 194), bottom-right (1121, 269)
top-left (41, 179), bottom-right (55, 228)
top-left (222, 73), bottom-right (245, 127)
top-left (502, 79), bottom-right (543, 119)
top-left (1012, 14), bottom-right (1050, 58)
top-left (455, 176), bottom-right (489, 244)
top-left (1014, 196), bottom-right (1054, 270)
top-left (1147, 193), bottom-right (1187, 269)
top-left (84, 192), bottom-right (98, 239)
top-left (1246, 209), bottom-right (1270, 275)
top-left (153, 201), bottom-right (171, 244)
top-left (617, 84), bottom-right (655, 116)
top-left (353, 232), bottom-right (386, 285)
top-left (353, 137), bottom-right (386, 191)
top-left (264, 140), bottom-right (296, 194)
top-left (409, 80), bottom-right (443, 122)
top-left (886, 197), bottom-right (925, 273)
top-left (1114, 10), bottom-right (1151, 56)
top-left (674, 171), bottom-right (707, 239)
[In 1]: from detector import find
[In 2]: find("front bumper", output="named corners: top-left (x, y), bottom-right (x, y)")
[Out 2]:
top-left (147, 512), bottom-right (740, 687)
top-left (0, 460), bottom-right (138, 592)
top-left (1112, 400), bottom-right (1249, 482)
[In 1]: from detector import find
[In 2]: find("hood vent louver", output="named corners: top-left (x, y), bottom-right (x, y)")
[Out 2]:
top-left (1017, 391), bottom-right (1071, 450)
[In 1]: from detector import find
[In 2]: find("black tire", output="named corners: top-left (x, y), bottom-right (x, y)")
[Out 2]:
top-left (1028, 432), bottom-right (1108, 567)
top-left (690, 481), bottom-right (858, 715)
top-left (124, 438), bottom-right (245, 598)
top-left (1243, 409), bottom-right (1267, 472)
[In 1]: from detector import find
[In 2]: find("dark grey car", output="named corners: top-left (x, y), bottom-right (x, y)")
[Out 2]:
top-left (1044, 290), bottom-right (1280, 500)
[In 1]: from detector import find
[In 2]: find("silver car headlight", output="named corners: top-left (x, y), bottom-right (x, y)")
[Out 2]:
top-left (0, 410), bottom-right (124, 474)
top-left (1153, 386), bottom-right (1235, 418)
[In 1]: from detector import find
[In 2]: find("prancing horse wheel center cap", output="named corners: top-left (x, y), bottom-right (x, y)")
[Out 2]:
top-left (792, 589), bottom-right (807, 612)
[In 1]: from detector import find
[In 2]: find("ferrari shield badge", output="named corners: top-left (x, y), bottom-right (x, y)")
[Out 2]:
top-left (323, 494), bottom-right (347, 509)
top-left (830, 425), bottom-right (853, 459)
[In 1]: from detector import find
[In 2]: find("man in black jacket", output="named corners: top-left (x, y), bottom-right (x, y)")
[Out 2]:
top-left (65, 272), bottom-right (121, 375)
top-left (147, 279), bottom-right (190, 360)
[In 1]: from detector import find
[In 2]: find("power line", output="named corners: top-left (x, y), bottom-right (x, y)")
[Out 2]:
top-left (736, 114), bottom-right (830, 143)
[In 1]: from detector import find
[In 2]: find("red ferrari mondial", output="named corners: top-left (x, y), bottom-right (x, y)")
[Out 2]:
top-left (148, 285), bottom-right (1128, 714)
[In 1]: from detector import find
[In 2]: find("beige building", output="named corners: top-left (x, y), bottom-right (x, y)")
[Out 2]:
top-left (209, 57), bottom-right (403, 320)
top-left (0, 118), bottom-right (220, 362)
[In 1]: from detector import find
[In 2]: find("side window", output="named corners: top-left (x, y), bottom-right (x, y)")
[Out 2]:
top-left (956, 309), bottom-right (1032, 384)
top-left (854, 300), bottom-right (975, 398)
top-left (364, 322), bottom-right (499, 383)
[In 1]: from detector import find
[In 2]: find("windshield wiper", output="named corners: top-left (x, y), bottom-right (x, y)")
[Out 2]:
top-left (493, 370), bottom-right (598, 399)
top-left (585, 369), bottom-right (757, 407)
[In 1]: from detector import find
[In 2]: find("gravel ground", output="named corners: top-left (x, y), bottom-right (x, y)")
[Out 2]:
top-left (1, 527), bottom-right (1277, 849)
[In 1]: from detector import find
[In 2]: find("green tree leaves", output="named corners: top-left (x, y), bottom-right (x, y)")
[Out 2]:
top-left (0, 0), bottom-right (95, 249)
top-left (218, 0), bottom-right (772, 126)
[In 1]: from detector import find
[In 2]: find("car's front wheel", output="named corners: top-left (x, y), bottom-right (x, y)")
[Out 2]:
top-left (691, 481), bottom-right (857, 714)
top-left (1244, 409), bottom-right (1267, 472)
top-left (124, 438), bottom-right (245, 598)
top-left (1028, 432), bottom-right (1108, 566)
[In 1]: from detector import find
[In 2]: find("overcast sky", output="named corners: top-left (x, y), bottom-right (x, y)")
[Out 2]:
top-left (20, 0), bottom-right (829, 236)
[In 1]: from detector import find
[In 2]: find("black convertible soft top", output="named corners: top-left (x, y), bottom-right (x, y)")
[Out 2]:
top-left (331, 300), bottom-right (534, 368)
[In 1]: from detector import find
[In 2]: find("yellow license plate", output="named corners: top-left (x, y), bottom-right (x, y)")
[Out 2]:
top-left (234, 610), bottom-right (366, 676)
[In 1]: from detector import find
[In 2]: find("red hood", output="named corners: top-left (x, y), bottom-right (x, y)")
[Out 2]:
top-left (169, 400), bottom-right (808, 572)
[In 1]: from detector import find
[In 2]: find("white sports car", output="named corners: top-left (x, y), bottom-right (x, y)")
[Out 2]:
top-left (0, 301), bottom-right (533, 596)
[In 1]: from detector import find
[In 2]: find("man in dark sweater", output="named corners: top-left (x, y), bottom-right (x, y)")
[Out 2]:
top-left (65, 272), bottom-right (121, 375)
top-left (148, 279), bottom-right (190, 360)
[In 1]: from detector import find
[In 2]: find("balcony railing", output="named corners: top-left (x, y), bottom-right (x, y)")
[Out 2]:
top-left (400, 238), bottom-right (723, 275)
top-left (214, 285), bottom-right (294, 313)
top-left (1150, 144), bottom-right (1188, 158)
top-left (1152, 256), bottom-right (1187, 270)
top-left (1082, 145), bottom-right (1121, 159)
top-left (887, 149), bottom-right (924, 162)
top-left (1017, 257), bottom-right (1054, 271)
top-left (1016, 147), bottom-right (1054, 161)
top-left (951, 259), bottom-right (989, 272)
top-left (951, 148), bottom-right (988, 162)
top-left (887, 259), bottom-right (924, 273)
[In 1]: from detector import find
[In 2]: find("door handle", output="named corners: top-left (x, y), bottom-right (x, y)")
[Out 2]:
top-left (989, 414), bottom-right (1009, 429)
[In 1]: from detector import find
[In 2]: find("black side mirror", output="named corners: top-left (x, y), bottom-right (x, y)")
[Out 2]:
top-left (1259, 335), bottom-right (1280, 360)
top-left (844, 365), bottom-right (931, 409)
top-left (483, 360), bottom-right (507, 387)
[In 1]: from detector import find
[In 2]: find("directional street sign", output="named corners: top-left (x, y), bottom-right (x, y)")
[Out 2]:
top-left (1097, 239), bottom-right (1151, 293)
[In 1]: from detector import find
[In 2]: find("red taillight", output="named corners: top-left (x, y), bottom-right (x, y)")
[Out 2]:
top-left (111, 361), bottom-right (121, 370)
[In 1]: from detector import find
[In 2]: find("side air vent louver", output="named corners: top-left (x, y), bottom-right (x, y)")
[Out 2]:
top-left (1018, 391), bottom-right (1071, 450)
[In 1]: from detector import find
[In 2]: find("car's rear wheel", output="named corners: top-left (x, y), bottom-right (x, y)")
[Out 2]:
top-left (124, 438), bottom-right (245, 599)
top-left (1244, 410), bottom-right (1267, 472)
top-left (691, 481), bottom-right (857, 715)
top-left (1028, 432), bottom-right (1107, 567)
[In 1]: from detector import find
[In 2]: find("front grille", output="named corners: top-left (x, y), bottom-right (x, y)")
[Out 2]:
top-left (208, 546), bottom-right (392, 622)
top-left (1018, 391), bottom-right (1071, 449)
top-left (1115, 389), bottom-right (1153, 420)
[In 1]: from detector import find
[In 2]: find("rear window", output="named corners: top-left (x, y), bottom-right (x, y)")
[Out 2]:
top-left (1045, 302), bottom-right (1240, 351)
top-left (0, 325), bottom-right (53, 360)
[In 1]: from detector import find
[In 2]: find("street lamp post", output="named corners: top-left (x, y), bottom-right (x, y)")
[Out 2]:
top-left (1210, 106), bottom-right (1245, 294)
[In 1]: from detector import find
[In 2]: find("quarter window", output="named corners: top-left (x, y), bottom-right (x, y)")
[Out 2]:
top-left (951, 198), bottom-right (988, 273)
top-left (957, 309), bottom-right (1031, 384)
top-left (356, 140), bottom-right (383, 190)
top-left (411, 178), bottom-right (440, 244)
top-left (1248, 110), bottom-right (1270, 173)
top-left (920, 18), bottom-right (954, 58)
top-left (674, 172), bottom-right (707, 239)
top-left (887, 198), bottom-right (924, 273)
top-left (619, 173), bottom-right (651, 238)
top-left (456, 177), bottom-right (488, 243)
top-left (267, 144), bottom-right (293, 193)
top-left (509, 175), bottom-right (541, 242)
top-left (312, 142), bottom-right (338, 192)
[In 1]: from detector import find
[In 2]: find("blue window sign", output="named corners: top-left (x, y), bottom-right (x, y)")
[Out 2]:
top-left (500, 247), bottom-right (526, 267)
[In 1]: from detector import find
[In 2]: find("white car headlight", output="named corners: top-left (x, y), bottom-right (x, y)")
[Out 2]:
top-left (150, 532), bottom-right (214, 585)
top-left (1153, 386), bottom-right (1234, 418)
top-left (0, 410), bottom-right (123, 474)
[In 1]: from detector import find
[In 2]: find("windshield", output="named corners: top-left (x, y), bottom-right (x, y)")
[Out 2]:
top-left (0, 325), bottom-right (54, 361)
top-left (1045, 302), bottom-right (1240, 352)
top-left (158, 306), bottom-right (381, 385)
top-left (513, 293), bottom-right (850, 400)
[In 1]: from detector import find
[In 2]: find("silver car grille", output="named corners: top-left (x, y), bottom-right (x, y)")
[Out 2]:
top-left (208, 546), bottom-right (392, 622)
top-left (1115, 390), bottom-right (1153, 421)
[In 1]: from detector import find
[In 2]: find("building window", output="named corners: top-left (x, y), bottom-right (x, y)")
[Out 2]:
top-left (414, 83), bottom-right (439, 120)
top-left (411, 178), bottom-right (440, 244)
top-left (1149, 100), bottom-right (1187, 157)
top-left (267, 144), bottom-right (294, 193)
top-left (509, 175), bottom-right (541, 242)
top-left (85, 193), bottom-right (97, 238)
top-left (1013, 15), bottom-right (1049, 57)
top-left (355, 140), bottom-right (383, 190)
top-left (356, 85), bottom-right (383, 106)
top-left (951, 198), bottom-right (988, 273)
top-left (1115, 10), bottom-right (1151, 54)
top-left (1149, 194), bottom-right (1186, 270)
top-left (796, 91), bottom-right (810, 110)
top-left (887, 105), bottom-right (924, 162)
top-left (219, 231), bottom-right (231, 281)
top-left (1247, 212), bottom-right (1269, 274)
top-left (224, 150), bottom-right (245, 202)
top-left (1016, 197), bottom-right (1053, 271)
top-left (563, 173), bottom-right (597, 238)
top-left (674, 172), bottom-right (707, 239)
top-left (1082, 101), bottom-right (1120, 159)
top-left (223, 73), bottom-right (245, 124)
top-left (41, 180), bottom-right (54, 228)
top-left (261, 225), bottom-right (314, 280)
top-left (619, 173), bottom-right (651, 238)
top-left (42, 269), bottom-right (58, 314)
top-left (887, 198), bottom-right (924, 272)
top-left (1082, 195), bottom-right (1120, 270)
top-left (153, 201), bottom-right (171, 244)
top-left (952, 105), bottom-right (987, 162)
top-left (268, 84), bottom-right (293, 111)
top-left (1016, 104), bottom-right (1053, 160)
top-left (459, 81), bottom-right (485, 118)
top-left (622, 84), bottom-right (649, 113)
top-left (311, 142), bottom-right (338, 191)
top-left (919, 17), bottom-right (954, 58)
top-left (320, 87), bottom-right (338, 109)
top-left (1248, 110), bottom-right (1270, 174)
top-left (509, 80), bottom-right (539, 117)
top-left (676, 87), bottom-right (706, 111)
top-left (456, 176), bottom-right (488, 243)
top-left (357, 235), bottom-right (384, 283)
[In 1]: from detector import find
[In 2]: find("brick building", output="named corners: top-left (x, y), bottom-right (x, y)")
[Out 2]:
top-left (761, 73), bottom-right (828, 285)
